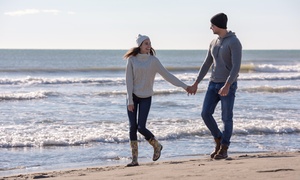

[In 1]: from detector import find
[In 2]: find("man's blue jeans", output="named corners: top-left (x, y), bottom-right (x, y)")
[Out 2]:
top-left (201, 81), bottom-right (237, 146)
top-left (127, 94), bottom-right (154, 141)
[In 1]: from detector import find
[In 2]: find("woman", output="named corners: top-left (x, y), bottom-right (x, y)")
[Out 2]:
top-left (124, 34), bottom-right (189, 167)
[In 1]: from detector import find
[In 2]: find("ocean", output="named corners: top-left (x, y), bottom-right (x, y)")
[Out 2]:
top-left (0, 49), bottom-right (299, 176)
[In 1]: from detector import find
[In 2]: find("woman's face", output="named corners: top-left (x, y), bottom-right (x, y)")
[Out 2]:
top-left (140, 39), bottom-right (151, 54)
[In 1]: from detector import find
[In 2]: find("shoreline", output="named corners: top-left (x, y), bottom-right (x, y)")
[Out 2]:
top-left (1, 151), bottom-right (299, 180)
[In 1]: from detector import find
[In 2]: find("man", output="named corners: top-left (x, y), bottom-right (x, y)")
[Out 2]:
top-left (189, 13), bottom-right (242, 159)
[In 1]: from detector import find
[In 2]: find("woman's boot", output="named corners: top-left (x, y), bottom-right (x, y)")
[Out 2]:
top-left (126, 141), bottom-right (139, 167)
top-left (214, 144), bottom-right (228, 159)
top-left (210, 137), bottom-right (221, 158)
top-left (148, 137), bottom-right (163, 161)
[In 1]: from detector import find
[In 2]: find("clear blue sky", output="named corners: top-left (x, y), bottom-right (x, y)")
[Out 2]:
top-left (0, 0), bottom-right (299, 50)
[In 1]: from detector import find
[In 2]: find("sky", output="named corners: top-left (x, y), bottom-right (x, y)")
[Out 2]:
top-left (0, 0), bottom-right (299, 50)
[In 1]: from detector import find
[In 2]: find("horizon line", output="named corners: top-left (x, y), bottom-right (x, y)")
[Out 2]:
top-left (1, 48), bottom-right (300, 51)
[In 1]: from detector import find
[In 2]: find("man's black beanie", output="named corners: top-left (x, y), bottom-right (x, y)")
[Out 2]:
top-left (210, 13), bottom-right (228, 29)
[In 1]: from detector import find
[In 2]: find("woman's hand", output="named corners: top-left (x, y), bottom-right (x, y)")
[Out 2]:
top-left (128, 104), bottom-right (134, 112)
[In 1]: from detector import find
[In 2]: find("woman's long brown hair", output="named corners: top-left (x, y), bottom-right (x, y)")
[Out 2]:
top-left (123, 47), bottom-right (156, 59)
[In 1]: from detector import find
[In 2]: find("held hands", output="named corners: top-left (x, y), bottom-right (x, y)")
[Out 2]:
top-left (186, 82), bottom-right (231, 96)
top-left (186, 82), bottom-right (198, 95)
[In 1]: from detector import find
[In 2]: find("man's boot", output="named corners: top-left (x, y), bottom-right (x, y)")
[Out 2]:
top-left (210, 137), bottom-right (221, 158)
top-left (126, 141), bottom-right (139, 167)
top-left (214, 144), bottom-right (228, 159)
top-left (148, 137), bottom-right (163, 161)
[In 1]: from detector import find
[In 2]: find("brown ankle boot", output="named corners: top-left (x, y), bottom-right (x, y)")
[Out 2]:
top-left (210, 137), bottom-right (221, 158)
top-left (214, 144), bottom-right (228, 160)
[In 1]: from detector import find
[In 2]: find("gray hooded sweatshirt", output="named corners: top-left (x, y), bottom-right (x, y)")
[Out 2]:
top-left (196, 31), bottom-right (242, 84)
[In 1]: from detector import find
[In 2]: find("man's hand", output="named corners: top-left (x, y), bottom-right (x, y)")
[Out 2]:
top-left (218, 82), bottom-right (231, 96)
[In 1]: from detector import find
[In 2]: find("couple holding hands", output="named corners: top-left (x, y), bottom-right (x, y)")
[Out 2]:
top-left (124, 13), bottom-right (242, 167)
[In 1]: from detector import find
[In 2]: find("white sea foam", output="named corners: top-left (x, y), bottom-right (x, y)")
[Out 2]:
top-left (239, 72), bottom-right (300, 81)
top-left (240, 85), bottom-right (300, 93)
top-left (1, 84), bottom-right (298, 102)
top-left (0, 91), bottom-right (49, 100)
top-left (0, 71), bottom-right (298, 89)
top-left (1, 119), bottom-right (299, 148)
top-left (0, 77), bottom-right (123, 86)
top-left (254, 64), bottom-right (300, 72)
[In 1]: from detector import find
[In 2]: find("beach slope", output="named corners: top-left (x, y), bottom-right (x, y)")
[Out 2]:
top-left (2, 152), bottom-right (300, 180)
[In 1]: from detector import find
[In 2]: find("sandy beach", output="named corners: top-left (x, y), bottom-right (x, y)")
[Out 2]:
top-left (1, 151), bottom-right (299, 180)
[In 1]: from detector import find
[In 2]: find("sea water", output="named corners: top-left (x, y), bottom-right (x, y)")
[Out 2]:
top-left (0, 49), bottom-right (299, 176)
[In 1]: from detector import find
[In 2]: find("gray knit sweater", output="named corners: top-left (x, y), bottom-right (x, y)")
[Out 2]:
top-left (196, 31), bottom-right (242, 84)
top-left (126, 54), bottom-right (188, 105)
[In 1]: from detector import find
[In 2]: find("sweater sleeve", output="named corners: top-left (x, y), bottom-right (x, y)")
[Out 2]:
top-left (125, 58), bottom-right (134, 105)
top-left (196, 48), bottom-right (213, 83)
top-left (154, 58), bottom-right (188, 90)
top-left (226, 39), bottom-right (242, 84)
